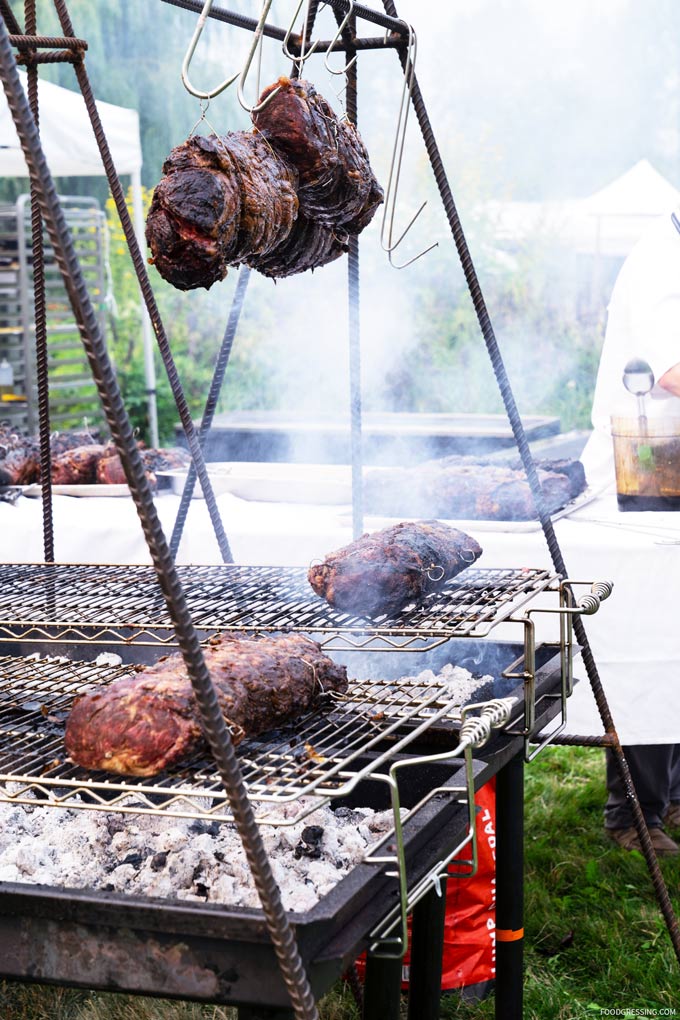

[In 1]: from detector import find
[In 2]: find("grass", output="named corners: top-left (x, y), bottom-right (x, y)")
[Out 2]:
top-left (0, 746), bottom-right (678, 1019)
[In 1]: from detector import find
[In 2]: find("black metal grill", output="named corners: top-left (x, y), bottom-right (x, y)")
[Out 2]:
top-left (0, 652), bottom-right (491, 823)
top-left (0, 563), bottom-right (556, 648)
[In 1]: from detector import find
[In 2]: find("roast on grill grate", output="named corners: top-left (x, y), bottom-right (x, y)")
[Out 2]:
top-left (0, 650), bottom-right (500, 824)
top-left (308, 520), bottom-right (483, 618)
top-left (64, 633), bottom-right (348, 777)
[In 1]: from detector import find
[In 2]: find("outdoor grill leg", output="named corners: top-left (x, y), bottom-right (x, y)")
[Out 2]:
top-left (406, 879), bottom-right (448, 1020)
top-left (495, 752), bottom-right (524, 1020)
top-left (362, 952), bottom-right (403, 1020)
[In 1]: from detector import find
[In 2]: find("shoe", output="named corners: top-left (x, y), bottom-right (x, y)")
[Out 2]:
top-left (606, 826), bottom-right (679, 856)
top-left (664, 802), bottom-right (680, 829)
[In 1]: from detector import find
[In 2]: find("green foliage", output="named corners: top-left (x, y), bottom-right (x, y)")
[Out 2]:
top-left (384, 227), bottom-right (606, 432)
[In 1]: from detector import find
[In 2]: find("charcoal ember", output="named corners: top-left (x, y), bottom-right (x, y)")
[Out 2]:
top-left (248, 208), bottom-right (348, 279)
top-left (65, 633), bottom-right (348, 777)
top-left (253, 77), bottom-right (383, 230)
top-left (50, 444), bottom-right (108, 485)
top-left (150, 852), bottom-right (168, 871)
top-left (145, 131), bottom-right (298, 291)
top-left (294, 824), bottom-right (325, 859)
top-left (308, 520), bottom-right (483, 618)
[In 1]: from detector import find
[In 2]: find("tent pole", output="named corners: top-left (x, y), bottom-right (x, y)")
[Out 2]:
top-left (130, 167), bottom-right (159, 447)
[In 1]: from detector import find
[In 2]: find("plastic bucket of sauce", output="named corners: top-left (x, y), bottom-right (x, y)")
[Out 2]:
top-left (611, 415), bottom-right (680, 510)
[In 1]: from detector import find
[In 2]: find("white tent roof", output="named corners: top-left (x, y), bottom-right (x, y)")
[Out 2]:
top-left (0, 69), bottom-right (142, 177)
top-left (582, 158), bottom-right (680, 217)
top-left (483, 159), bottom-right (680, 257)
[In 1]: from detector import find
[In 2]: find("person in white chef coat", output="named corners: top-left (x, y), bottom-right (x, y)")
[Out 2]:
top-left (581, 210), bottom-right (680, 855)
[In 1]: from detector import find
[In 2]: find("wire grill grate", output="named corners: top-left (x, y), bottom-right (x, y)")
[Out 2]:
top-left (0, 563), bottom-right (556, 648)
top-left (0, 652), bottom-right (479, 824)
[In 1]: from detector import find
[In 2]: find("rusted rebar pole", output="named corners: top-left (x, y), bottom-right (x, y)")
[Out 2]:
top-left (48, 0), bottom-right (234, 564)
top-left (23, 0), bottom-right (54, 564)
top-left (0, 18), bottom-right (318, 1020)
top-left (380, 0), bottom-right (680, 965)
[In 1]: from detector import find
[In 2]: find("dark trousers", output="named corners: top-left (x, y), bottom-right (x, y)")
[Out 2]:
top-left (605, 744), bottom-right (680, 829)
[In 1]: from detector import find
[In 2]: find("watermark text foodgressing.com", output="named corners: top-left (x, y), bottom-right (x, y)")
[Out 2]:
top-left (597, 1010), bottom-right (676, 1017)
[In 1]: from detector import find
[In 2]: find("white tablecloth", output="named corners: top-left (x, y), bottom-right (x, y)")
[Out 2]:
top-left (2, 484), bottom-right (679, 744)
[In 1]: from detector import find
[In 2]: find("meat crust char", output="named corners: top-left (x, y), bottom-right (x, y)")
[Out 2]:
top-left (50, 444), bottom-right (108, 485)
top-left (362, 457), bottom-right (586, 521)
top-left (253, 77), bottom-right (383, 230)
top-left (308, 520), bottom-right (483, 619)
top-left (145, 132), bottom-right (299, 291)
top-left (64, 633), bottom-right (348, 777)
top-left (145, 77), bottom-right (383, 288)
top-left (0, 424), bottom-right (39, 485)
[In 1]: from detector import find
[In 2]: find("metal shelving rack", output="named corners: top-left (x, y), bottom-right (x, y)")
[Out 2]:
top-left (0, 194), bottom-right (106, 432)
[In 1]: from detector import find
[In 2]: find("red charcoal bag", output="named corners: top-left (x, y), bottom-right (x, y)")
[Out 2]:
top-left (354, 777), bottom-right (496, 994)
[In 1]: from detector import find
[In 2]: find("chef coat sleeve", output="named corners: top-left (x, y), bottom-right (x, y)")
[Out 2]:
top-left (645, 293), bottom-right (680, 393)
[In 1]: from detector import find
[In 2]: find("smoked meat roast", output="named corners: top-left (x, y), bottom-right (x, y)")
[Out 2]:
top-left (64, 633), bottom-right (348, 777)
top-left (145, 77), bottom-right (383, 288)
top-left (308, 520), bottom-right (483, 618)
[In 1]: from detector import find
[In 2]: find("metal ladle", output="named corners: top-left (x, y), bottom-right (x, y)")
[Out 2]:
top-left (622, 357), bottom-right (655, 434)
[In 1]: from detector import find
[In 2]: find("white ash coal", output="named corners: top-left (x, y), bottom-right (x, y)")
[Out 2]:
top-left (0, 795), bottom-right (398, 914)
top-left (411, 663), bottom-right (496, 706)
top-left (0, 661), bottom-right (492, 911)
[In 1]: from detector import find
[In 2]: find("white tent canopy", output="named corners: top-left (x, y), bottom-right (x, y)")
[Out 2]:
top-left (0, 69), bottom-right (142, 176)
top-left (0, 71), bottom-right (157, 444)
top-left (484, 159), bottom-right (680, 258)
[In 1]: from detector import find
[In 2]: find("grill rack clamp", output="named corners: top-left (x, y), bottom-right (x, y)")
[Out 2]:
top-left (364, 697), bottom-right (516, 959)
top-left (505, 578), bottom-right (614, 761)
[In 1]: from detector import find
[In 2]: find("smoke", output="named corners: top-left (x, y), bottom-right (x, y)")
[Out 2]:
top-left (148, 0), bottom-right (680, 472)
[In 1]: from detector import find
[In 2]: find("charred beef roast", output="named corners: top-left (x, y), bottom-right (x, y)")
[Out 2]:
top-left (0, 425), bottom-right (189, 488)
top-left (308, 520), bottom-right (483, 618)
top-left (363, 456), bottom-right (587, 521)
top-left (252, 77), bottom-right (383, 231)
top-left (145, 131), bottom-right (299, 290)
top-left (64, 633), bottom-right (348, 777)
top-left (146, 77), bottom-right (383, 288)
top-left (0, 424), bottom-right (40, 485)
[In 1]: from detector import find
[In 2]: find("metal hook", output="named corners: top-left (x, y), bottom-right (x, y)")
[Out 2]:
top-left (379, 23), bottom-right (439, 270)
top-left (237, 0), bottom-right (288, 114)
top-left (181, 0), bottom-right (241, 100)
top-left (282, 0), bottom-right (323, 75)
top-left (324, 0), bottom-right (357, 75)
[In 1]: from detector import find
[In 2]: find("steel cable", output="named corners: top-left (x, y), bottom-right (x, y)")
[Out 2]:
top-left (380, 0), bottom-right (680, 963)
top-left (0, 20), bottom-right (318, 1020)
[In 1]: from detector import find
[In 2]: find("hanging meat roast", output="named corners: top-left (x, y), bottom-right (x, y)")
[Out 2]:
top-left (145, 78), bottom-right (383, 288)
